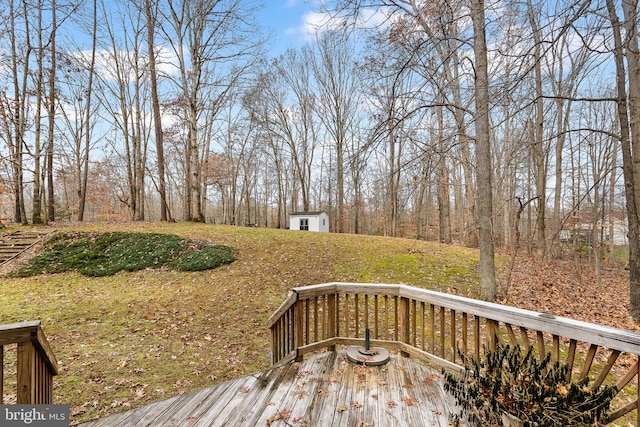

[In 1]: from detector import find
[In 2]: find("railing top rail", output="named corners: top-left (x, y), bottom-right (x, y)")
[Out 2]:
top-left (0, 320), bottom-right (42, 345)
top-left (268, 290), bottom-right (301, 327)
top-left (279, 282), bottom-right (640, 355)
top-left (0, 320), bottom-right (59, 375)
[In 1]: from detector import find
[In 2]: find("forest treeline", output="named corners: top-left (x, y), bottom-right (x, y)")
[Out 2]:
top-left (2, 0), bottom-right (640, 315)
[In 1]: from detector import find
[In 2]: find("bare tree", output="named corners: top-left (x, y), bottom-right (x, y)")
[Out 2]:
top-left (526, 0), bottom-right (547, 258)
top-left (249, 48), bottom-right (319, 214)
top-left (145, 0), bottom-right (169, 221)
top-left (46, 0), bottom-right (58, 222)
top-left (470, 0), bottom-right (496, 301)
top-left (159, 0), bottom-right (260, 222)
top-left (313, 31), bottom-right (359, 233)
top-left (5, 0), bottom-right (31, 224)
top-left (77, 0), bottom-right (97, 221)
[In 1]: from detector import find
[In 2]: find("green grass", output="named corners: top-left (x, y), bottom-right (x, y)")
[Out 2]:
top-left (0, 222), bottom-right (495, 424)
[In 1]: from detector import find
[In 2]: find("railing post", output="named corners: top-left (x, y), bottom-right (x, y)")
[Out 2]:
top-left (327, 293), bottom-right (336, 352)
top-left (17, 340), bottom-right (35, 404)
top-left (294, 297), bottom-right (304, 362)
top-left (400, 296), bottom-right (410, 357)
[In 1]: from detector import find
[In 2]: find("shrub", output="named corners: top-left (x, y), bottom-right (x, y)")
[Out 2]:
top-left (169, 245), bottom-right (237, 272)
top-left (443, 343), bottom-right (616, 427)
top-left (9, 232), bottom-right (236, 277)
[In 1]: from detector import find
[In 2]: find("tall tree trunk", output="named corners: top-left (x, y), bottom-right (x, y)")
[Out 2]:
top-left (336, 132), bottom-right (345, 233)
top-left (437, 102), bottom-right (451, 244)
top-left (32, 0), bottom-right (44, 224)
top-left (388, 128), bottom-right (397, 237)
top-left (470, 0), bottom-right (496, 302)
top-left (46, 0), bottom-right (57, 222)
top-left (438, 159), bottom-right (452, 244)
top-left (10, 0), bottom-right (29, 224)
top-left (77, 0), bottom-right (97, 221)
top-left (527, 0), bottom-right (547, 258)
top-left (412, 5), bottom-right (477, 247)
top-left (607, 0), bottom-right (640, 321)
top-left (146, 0), bottom-right (168, 221)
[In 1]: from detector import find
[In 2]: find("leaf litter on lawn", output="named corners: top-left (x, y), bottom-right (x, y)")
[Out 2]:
top-left (0, 222), bottom-right (636, 424)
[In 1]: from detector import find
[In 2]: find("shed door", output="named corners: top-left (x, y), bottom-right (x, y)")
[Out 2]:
top-left (300, 218), bottom-right (309, 231)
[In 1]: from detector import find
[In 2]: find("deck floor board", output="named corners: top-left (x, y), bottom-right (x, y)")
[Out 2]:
top-left (79, 348), bottom-right (468, 426)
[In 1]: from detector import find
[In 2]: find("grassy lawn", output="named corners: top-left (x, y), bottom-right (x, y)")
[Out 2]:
top-left (0, 222), bottom-right (483, 424)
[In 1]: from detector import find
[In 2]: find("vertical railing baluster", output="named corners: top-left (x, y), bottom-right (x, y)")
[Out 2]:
top-left (400, 296), bottom-right (410, 357)
top-left (439, 306), bottom-right (445, 358)
top-left (450, 309), bottom-right (456, 362)
top-left (519, 326), bottom-right (531, 349)
top-left (328, 293), bottom-right (336, 352)
top-left (411, 299), bottom-right (417, 347)
top-left (270, 327), bottom-right (275, 364)
top-left (345, 294), bottom-right (350, 338)
top-left (474, 315), bottom-right (481, 360)
top-left (430, 304), bottom-right (435, 352)
top-left (294, 299), bottom-right (303, 362)
top-left (579, 344), bottom-right (599, 381)
top-left (364, 294), bottom-right (369, 334)
top-left (305, 299), bottom-right (310, 345)
top-left (394, 296), bottom-right (399, 341)
top-left (462, 312), bottom-right (468, 360)
top-left (374, 295), bottom-right (379, 339)
top-left (566, 339), bottom-right (577, 382)
top-left (284, 310), bottom-right (290, 356)
top-left (552, 334), bottom-right (560, 363)
top-left (384, 295), bottom-right (389, 341)
top-left (355, 294), bottom-right (360, 337)
top-left (536, 331), bottom-right (546, 359)
top-left (272, 322), bottom-right (277, 363)
top-left (505, 323), bottom-right (517, 347)
top-left (421, 302), bottom-right (426, 351)
top-left (320, 296), bottom-right (326, 340)
top-left (486, 319), bottom-right (498, 352)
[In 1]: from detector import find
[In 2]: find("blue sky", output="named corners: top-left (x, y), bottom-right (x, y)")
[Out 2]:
top-left (257, 1), bottom-right (318, 56)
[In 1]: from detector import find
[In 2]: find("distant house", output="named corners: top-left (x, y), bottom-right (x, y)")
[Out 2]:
top-left (559, 212), bottom-right (628, 246)
top-left (289, 211), bottom-right (329, 232)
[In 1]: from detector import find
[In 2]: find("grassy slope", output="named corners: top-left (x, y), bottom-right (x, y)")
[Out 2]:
top-left (1, 222), bottom-right (482, 423)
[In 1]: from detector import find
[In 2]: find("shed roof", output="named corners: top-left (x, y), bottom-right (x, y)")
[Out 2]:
top-left (289, 211), bottom-right (327, 216)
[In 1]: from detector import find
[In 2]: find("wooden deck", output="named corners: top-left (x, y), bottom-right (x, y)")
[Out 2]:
top-left (79, 348), bottom-right (466, 426)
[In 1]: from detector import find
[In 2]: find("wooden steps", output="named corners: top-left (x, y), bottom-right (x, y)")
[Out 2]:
top-left (0, 230), bottom-right (52, 264)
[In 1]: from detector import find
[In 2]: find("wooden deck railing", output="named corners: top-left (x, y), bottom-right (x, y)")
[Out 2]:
top-left (268, 282), bottom-right (640, 425)
top-left (0, 320), bottom-right (58, 404)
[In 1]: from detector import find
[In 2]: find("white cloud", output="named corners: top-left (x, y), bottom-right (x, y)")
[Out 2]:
top-left (155, 45), bottom-right (183, 78)
top-left (285, 7), bottom-right (391, 42)
top-left (356, 8), bottom-right (391, 29)
top-left (285, 11), bottom-right (339, 41)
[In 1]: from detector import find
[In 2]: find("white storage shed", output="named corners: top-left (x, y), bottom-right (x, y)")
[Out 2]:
top-left (289, 211), bottom-right (330, 232)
